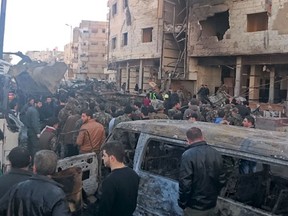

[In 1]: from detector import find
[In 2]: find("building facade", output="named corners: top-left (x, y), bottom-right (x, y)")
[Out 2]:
top-left (108, 0), bottom-right (288, 103)
top-left (64, 21), bottom-right (109, 80)
top-left (26, 49), bottom-right (64, 63)
top-left (187, 0), bottom-right (288, 103)
top-left (107, 0), bottom-right (187, 93)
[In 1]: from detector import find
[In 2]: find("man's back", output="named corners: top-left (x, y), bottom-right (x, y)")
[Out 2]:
top-left (179, 142), bottom-right (225, 210)
top-left (99, 167), bottom-right (139, 216)
top-left (0, 169), bottom-right (32, 198)
top-left (7, 175), bottom-right (70, 216)
top-left (77, 119), bottom-right (105, 153)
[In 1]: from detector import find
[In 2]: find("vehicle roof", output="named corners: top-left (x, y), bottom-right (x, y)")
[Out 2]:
top-left (116, 120), bottom-right (288, 162)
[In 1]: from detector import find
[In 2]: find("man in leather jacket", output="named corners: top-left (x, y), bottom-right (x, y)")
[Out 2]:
top-left (178, 127), bottom-right (226, 216)
top-left (2, 150), bottom-right (71, 216)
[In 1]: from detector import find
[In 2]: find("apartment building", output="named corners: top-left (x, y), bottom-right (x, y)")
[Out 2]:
top-left (64, 21), bottom-right (108, 80)
top-left (187, 0), bottom-right (288, 103)
top-left (107, 0), bottom-right (187, 92)
top-left (26, 49), bottom-right (64, 63)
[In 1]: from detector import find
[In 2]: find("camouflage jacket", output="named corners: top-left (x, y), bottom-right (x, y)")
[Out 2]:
top-left (168, 108), bottom-right (182, 119)
top-left (227, 114), bottom-right (243, 126)
top-left (151, 112), bottom-right (169, 119)
top-left (94, 111), bottom-right (112, 134)
top-left (114, 114), bottom-right (132, 128)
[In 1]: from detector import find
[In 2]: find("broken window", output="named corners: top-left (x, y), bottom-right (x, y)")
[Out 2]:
top-left (141, 140), bottom-right (185, 180)
top-left (108, 129), bottom-right (140, 168)
top-left (142, 27), bottom-right (153, 43)
top-left (112, 3), bottom-right (117, 16)
top-left (199, 10), bottom-right (230, 41)
top-left (247, 12), bottom-right (268, 32)
top-left (112, 37), bottom-right (117, 49)
top-left (123, 0), bottom-right (128, 8)
top-left (123, 32), bottom-right (128, 46)
top-left (220, 154), bottom-right (288, 215)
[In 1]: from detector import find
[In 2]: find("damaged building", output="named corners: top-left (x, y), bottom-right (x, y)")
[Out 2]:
top-left (187, 0), bottom-right (288, 102)
top-left (107, 0), bottom-right (188, 92)
top-left (108, 0), bottom-right (288, 103)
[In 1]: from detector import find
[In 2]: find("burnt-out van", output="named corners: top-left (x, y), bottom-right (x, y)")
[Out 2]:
top-left (106, 120), bottom-right (288, 216)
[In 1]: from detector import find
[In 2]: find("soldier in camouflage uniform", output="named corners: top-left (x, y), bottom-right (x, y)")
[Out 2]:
top-left (168, 101), bottom-right (182, 120)
top-left (94, 104), bottom-right (112, 136)
top-left (151, 103), bottom-right (169, 119)
top-left (58, 97), bottom-right (79, 129)
top-left (113, 105), bottom-right (133, 129)
top-left (226, 107), bottom-right (243, 126)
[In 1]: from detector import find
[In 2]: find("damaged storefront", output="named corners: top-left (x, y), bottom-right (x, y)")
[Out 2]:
top-left (187, 0), bottom-right (288, 102)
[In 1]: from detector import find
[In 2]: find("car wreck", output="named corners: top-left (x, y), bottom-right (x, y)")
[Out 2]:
top-left (105, 120), bottom-right (288, 216)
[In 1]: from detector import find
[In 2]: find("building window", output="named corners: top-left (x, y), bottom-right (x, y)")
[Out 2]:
top-left (91, 42), bottom-right (98, 46)
top-left (142, 27), bottom-right (153, 43)
top-left (123, 0), bottom-right (128, 8)
top-left (247, 12), bottom-right (268, 32)
top-left (112, 3), bottom-right (117, 16)
top-left (112, 37), bottom-right (117, 49)
top-left (91, 29), bottom-right (98, 33)
top-left (102, 29), bottom-right (106, 33)
top-left (123, 32), bottom-right (128, 46)
top-left (141, 139), bottom-right (185, 180)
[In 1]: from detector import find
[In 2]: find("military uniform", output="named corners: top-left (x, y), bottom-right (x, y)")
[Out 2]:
top-left (152, 113), bottom-right (169, 119)
top-left (113, 114), bottom-right (132, 128)
top-left (168, 108), bottom-right (182, 120)
top-left (227, 114), bottom-right (243, 126)
top-left (94, 111), bottom-right (112, 135)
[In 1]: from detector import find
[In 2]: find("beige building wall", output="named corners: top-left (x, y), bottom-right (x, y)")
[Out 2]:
top-left (76, 20), bottom-right (108, 80)
top-left (108, 0), bottom-right (162, 62)
top-left (26, 50), bottom-right (64, 63)
top-left (188, 0), bottom-right (288, 56)
top-left (186, 0), bottom-right (288, 102)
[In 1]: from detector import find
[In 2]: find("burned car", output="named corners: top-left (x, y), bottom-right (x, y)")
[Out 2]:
top-left (107, 120), bottom-right (288, 216)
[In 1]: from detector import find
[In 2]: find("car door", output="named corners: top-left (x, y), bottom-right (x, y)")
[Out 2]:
top-left (133, 133), bottom-right (185, 216)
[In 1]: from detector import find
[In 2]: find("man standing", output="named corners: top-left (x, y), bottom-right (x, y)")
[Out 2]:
top-left (39, 117), bottom-right (59, 152)
top-left (25, 98), bottom-right (41, 157)
top-left (98, 141), bottom-right (139, 216)
top-left (76, 109), bottom-right (105, 154)
top-left (178, 127), bottom-right (226, 216)
top-left (1, 150), bottom-right (71, 216)
top-left (239, 115), bottom-right (256, 174)
top-left (0, 147), bottom-right (32, 198)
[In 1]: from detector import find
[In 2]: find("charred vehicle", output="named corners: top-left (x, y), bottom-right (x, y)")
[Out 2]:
top-left (104, 120), bottom-right (288, 216)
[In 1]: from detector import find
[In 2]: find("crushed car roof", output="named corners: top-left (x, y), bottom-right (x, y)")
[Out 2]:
top-left (116, 120), bottom-right (288, 163)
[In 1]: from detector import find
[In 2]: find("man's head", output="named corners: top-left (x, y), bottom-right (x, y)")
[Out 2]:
top-left (8, 147), bottom-right (30, 169)
top-left (33, 150), bottom-right (58, 176)
top-left (242, 115), bottom-right (255, 128)
top-left (46, 96), bottom-right (52, 104)
top-left (28, 97), bottom-right (35, 106)
top-left (47, 117), bottom-right (59, 129)
top-left (35, 99), bottom-right (42, 108)
top-left (186, 127), bottom-right (204, 144)
top-left (81, 109), bottom-right (93, 124)
top-left (101, 141), bottom-right (125, 169)
top-left (124, 105), bottom-right (133, 115)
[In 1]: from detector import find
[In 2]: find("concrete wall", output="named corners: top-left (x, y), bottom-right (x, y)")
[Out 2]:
top-left (108, 0), bottom-right (162, 62)
top-left (188, 0), bottom-right (288, 56)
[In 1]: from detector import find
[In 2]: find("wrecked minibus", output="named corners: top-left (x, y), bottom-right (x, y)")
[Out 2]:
top-left (108, 120), bottom-right (288, 216)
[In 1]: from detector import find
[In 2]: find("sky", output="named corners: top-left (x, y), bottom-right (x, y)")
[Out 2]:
top-left (3, 0), bottom-right (108, 53)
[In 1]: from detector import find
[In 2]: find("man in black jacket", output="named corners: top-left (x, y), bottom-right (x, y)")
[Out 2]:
top-left (98, 141), bottom-right (140, 216)
top-left (178, 127), bottom-right (226, 216)
top-left (0, 147), bottom-right (32, 198)
top-left (1, 150), bottom-right (70, 216)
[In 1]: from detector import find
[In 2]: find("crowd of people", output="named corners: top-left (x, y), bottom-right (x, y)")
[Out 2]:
top-left (0, 84), bottom-right (258, 215)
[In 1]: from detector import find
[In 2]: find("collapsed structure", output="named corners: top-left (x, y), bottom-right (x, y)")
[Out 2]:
top-left (107, 0), bottom-right (288, 104)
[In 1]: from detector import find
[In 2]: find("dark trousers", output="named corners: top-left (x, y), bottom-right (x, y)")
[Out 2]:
top-left (27, 129), bottom-right (39, 158)
top-left (64, 144), bottom-right (79, 157)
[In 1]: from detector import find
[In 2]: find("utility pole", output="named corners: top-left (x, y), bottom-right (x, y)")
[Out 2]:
top-left (0, 0), bottom-right (7, 60)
